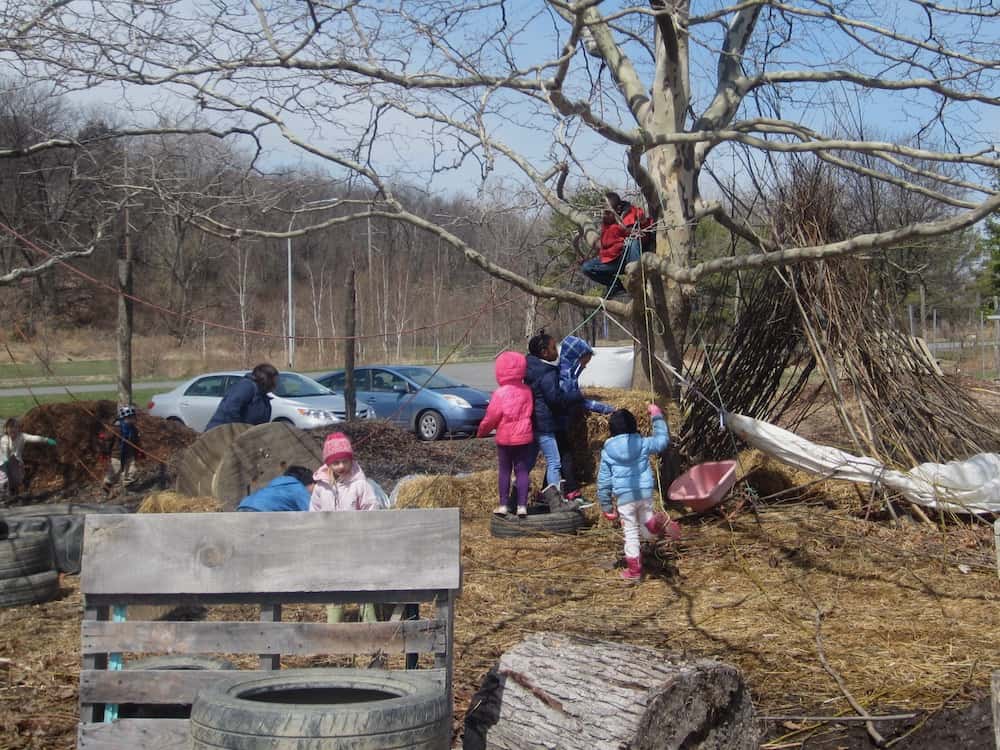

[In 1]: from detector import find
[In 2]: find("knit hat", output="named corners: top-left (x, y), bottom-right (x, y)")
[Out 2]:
top-left (608, 409), bottom-right (637, 437)
top-left (323, 432), bottom-right (353, 464)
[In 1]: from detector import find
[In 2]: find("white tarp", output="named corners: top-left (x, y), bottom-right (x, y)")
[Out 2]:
top-left (578, 346), bottom-right (634, 389)
top-left (724, 412), bottom-right (1000, 514)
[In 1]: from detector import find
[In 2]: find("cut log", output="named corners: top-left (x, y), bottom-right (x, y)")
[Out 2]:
top-left (213, 422), bottom-right (323, 510)
top-left (463, 632), bottom-right (757, 750)
top-left (175, 424), bottom-right (251, 498)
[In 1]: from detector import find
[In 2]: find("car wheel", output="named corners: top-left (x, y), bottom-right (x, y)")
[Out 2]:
top-left (272, 417), bottom-right (294, 424)
top-left (416, 410), bottom-right (445, 441)
top-left (167, 417), bottom-right (185, 426)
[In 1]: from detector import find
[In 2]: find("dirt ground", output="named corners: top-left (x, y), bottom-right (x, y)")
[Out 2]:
top-left (1, 389), bottom-right (1000, 749)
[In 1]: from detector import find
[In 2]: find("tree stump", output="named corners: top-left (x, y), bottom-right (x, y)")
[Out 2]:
top-left (213, 422), bottom-right (323, 509)
top-left (463, 632), bottom-right (757, 750)
top-left (175, 424), bottom-right (251, 498)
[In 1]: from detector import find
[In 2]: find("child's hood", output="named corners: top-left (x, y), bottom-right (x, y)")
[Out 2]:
top-left (603, 433), bottom-right (647, 463)
top-left (559, 336), bottom-right (593, 381)
top-left (494, 351), bottom-right (527, 386)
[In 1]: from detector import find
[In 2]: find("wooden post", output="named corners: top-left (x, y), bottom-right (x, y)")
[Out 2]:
top-left (344, 267), bottom-right (357, 421)
top-left (259, 603), bottom-right (282, 670)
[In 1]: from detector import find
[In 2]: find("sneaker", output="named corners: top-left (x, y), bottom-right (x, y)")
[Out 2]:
top-left (516, 505), bottom-right (527, 518)
top-left (493, 506), bottom-right (508, 516)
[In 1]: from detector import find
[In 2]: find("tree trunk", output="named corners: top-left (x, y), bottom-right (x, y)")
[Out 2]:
top-left (116, 194), bottom-right (134, 406)
top-left (463, 632), bottom-right (757, 750)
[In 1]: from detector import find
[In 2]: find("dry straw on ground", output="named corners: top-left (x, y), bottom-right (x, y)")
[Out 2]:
top-left (137, 490), bottom-right (222, 513)
top-left (1, 387), bottom-right (998, 749)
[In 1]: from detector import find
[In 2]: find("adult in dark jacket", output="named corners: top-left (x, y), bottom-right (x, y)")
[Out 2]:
top-left (523, 331), bottom-right (565, 492)
top-left (206, 363), bottom-right (278, 431)
top-left (236, 465), bottom-right (315, 512)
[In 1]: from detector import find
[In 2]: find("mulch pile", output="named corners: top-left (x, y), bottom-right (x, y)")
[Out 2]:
top-left (19, 401), bottom-right (197, 492)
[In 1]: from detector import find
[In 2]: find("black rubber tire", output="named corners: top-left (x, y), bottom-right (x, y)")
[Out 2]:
top-left (0, 569), bottom-right (59, 607)
top-left (190, 668), bottom-right (450, 749)
top-left (0, 529), bottom-right (54, 579)
top-left (46, 515), bottom-right (84, 575)
top-left (415, 410), bottom-right (445, 441)
top-left (489, 509), bottom-right (588, 538)
top-left (0, 505), bottom-right (127, 576)
top-left (0, 503), bottom-right (127, 518)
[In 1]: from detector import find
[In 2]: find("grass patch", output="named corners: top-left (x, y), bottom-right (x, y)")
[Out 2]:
top-left (0, 387), bottom-right (162, 418)
top-left (0, 359), bottom-right (118, 380)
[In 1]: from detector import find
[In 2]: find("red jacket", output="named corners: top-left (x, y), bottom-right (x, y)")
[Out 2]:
top-left (597, 203), bottom-right (649, 263)
top-left (477, 351), bottom-right (534, 446)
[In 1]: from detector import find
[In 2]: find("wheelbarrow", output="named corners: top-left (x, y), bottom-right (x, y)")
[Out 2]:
top-left (667, 460), bottom-right (738, 513)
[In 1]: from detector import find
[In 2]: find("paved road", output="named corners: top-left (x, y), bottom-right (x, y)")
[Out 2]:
top-left (0, 363), bottom-right (497, 398)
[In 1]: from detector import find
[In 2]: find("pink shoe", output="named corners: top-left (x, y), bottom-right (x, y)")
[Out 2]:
top-left (620, 556), bottom-right (642, 581)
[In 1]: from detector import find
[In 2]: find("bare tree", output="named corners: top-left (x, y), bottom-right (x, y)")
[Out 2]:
top-left (10, 1), bottom-right (1000, 398)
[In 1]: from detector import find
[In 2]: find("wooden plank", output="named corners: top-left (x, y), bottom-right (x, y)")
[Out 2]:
top-left (80, 604), bottom-right (109, 723)
top-left (259, 603), bottom-right (281, 670)
top-left (82, 619), bottom-right (443, 656)
top-left (82, 588), bottom-right (451, 608)
top-left (994, 520), bottom-right (1000, 580)
top-left (81, 669), bottom-right (261, 705)
top-left (78, 718), bottom-right (189, 750)
top-left (81, 509), bottom-right (461, 595)
top-left (992, 670), bottom-right (1000, 750)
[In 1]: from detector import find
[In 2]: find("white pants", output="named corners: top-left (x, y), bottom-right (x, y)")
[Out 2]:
top-left (619, 498), bottom-right (656, 559)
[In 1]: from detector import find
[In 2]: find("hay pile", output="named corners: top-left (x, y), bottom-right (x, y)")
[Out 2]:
top-left (137, 491), bottom-right (222, 513)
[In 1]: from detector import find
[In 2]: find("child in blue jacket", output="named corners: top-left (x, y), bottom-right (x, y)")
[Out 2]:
top-left (556, 335), bottom-right (614, 504)
top-left (597, 404), bottom-right (672, 581)
top-left (237, 465), bottom-right (316, 512)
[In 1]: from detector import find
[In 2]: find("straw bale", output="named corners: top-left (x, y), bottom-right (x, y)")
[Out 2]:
top-left (137, 490), bottom-right (222, 513)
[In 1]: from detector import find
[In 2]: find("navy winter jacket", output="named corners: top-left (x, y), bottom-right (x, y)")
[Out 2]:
top-left (236, 475), bottom-right (311, 512)
top-left (523, 354), bottom-right (564, 435)
top-left (206, 374), bottom-right (272, 431)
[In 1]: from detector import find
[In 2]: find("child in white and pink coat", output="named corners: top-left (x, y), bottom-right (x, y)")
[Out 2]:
top-left (309, 432), bottom-right (378, 623)
top-left (309, 432), bottom-right (378, 512)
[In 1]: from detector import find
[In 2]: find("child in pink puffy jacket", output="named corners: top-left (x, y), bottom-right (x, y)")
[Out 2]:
top-left (309, 432), bottom-right (378, 512)
top-left (476, 351), bottom-right (534, 517)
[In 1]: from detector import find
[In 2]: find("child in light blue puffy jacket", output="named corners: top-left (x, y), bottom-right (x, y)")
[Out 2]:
top-left (597, 404), bottom-right (674, 581)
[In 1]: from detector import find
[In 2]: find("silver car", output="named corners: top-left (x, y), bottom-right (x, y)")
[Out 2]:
top-left (147, 371), bottom-right (375, 432)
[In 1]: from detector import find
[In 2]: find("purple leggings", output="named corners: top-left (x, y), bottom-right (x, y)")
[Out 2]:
top-left (497, 443), bottom-right (534, 510)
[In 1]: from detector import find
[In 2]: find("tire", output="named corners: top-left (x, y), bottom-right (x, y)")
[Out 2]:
top-left (167, 417), bottom-right (186, 426)
top-left (0, 529), bottom-right (54, 579)
top-left (0, 569), bottom-right (59, 608)
top-left (416, 410), bottom-right (445, 441)
top-left (190, 669), bottom-right (449, 749)
top-left (0, 506), bottom-right (127, 576)
top-left (489, 509), bottom-right (588, 538)
top-left (47, 515), bottom-right (85, 575)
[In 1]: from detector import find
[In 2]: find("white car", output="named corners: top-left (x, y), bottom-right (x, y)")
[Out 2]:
top-left (147, 371), bottom-right (375, 432)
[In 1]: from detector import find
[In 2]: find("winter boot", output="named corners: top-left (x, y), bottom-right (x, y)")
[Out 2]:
top-left (542, 482), bottom-right (575, 513)
top-left (620, 556), bottom-right (642, 581)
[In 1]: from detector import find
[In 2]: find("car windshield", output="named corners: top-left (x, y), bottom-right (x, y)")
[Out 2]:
top-left (271, 372), bottom-right (334, 398)
top-left (394, 367), bottom-right (463, 389)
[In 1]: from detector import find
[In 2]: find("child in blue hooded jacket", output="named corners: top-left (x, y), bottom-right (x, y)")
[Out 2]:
top-left (555, 335), bottom-right (614, 504)
top-left (597, 405), bottom-right (673, 581)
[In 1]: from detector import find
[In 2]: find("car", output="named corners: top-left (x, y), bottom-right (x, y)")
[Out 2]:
top-left (315, 365), bottom-right (490, 440)
top-left (147, 371), bottom-right (375, 432)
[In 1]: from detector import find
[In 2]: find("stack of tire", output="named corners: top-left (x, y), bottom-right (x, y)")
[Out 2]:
top-left (0, 503), bottom-right (127, 579)
top-left (0, 517), bottom-right (59, 607)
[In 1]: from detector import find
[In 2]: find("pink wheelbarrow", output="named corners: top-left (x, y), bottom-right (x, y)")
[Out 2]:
top-left (667, 460), bottom-right (738, 513)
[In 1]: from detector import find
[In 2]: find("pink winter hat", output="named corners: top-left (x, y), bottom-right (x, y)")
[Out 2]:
top-left (323, 432), bottom-right (353, 464)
